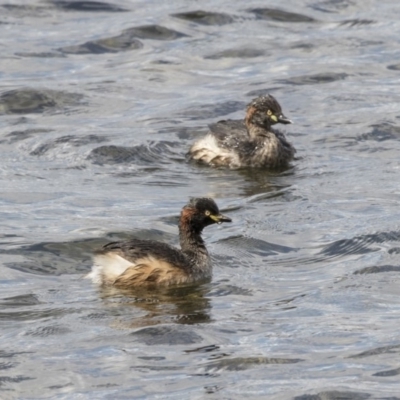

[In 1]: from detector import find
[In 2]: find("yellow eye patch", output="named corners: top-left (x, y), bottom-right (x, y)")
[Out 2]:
top-left (270, 115), bottom-right (278, 122)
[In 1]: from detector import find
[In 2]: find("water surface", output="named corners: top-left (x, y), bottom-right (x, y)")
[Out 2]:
top-left (1, 0), bottom-right (400, 398)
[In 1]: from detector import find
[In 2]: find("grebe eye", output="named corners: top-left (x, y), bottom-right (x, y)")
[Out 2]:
top-left (266, 109), bottom-right (272, 116)
top-left (205, 210), bottom-right (211, 216)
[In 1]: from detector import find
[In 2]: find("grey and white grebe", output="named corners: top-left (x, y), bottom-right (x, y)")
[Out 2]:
top-left (189, 94), bottom-right (295, 169)
top-left (86, 198), bottom-right (231, 288)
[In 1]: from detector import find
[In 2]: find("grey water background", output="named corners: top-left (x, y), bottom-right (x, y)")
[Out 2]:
top-left (1, 0), bottom-right (400, 398)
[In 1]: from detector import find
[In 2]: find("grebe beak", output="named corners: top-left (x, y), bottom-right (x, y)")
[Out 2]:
top-left (210, 214), bottom-right (232, 224)
top-left (277, 114), bottom-right (292, 124)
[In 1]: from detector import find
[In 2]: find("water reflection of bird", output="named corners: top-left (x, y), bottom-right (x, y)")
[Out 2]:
top-left (189, 94), bottom-right (295, 169)
top-left (100, 284), bottom-right (213, 327)
top-left (86, 198), bottom-right (231, 288)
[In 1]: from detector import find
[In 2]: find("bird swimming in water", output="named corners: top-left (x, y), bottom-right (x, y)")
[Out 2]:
top-left (189, 94), bottom-right (295, 169)
top-left (86, 198), bottom-right (231, 288)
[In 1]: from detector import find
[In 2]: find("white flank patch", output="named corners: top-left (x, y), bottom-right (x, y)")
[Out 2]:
top-left (190, 134), bottom-right (239, 166)
top-left (85, 253), bottom-right (133, 285)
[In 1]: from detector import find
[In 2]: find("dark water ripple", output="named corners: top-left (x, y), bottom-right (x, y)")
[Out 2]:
top-left (1, 239), bottom-right (97, 275)
top-left (320, 230), bottom-right (400, 258)
top-left (0, 308), bottom-right (70, 322)
top-left (60, 24), bottom-right (187, 55)
top-left (61, 35), bottom-right (143, 55)
top-left (51, 0), bottom-right (129, 12)
top-left (348, 344), bottom-right (400, 359)
top-left (0, 362), bottom-right (14, 371)
top-left (88, 141), bottom-right (184, 165)
top-left (0, 4), bottom-right (48, 18)
top-left (24, 324), bottom-right (71, 337)
top-left (30, 134), bottom-right (108, 156)
top-left (310, 0), bottom-right (356, 14)
top-left (0, 294), bottom-right (41, 307)
top-left (0, 89), bottom-right (84, 114)
top-left (218, 235), bottom-right (296, 258)
top-left (339, 19), bottom-right (375, 27)
top-left (387, 63), bottom-right (400, 71)
top-left (294, 391), bottom-right (371, 400)
top-left (218, 228), bottom-right (400, 271)
top-left (354, 265), bottom-right (400, 275)
top-left (207, 284), bottom-right (252, 297)
top-left (16, 51), bottom-right (67, 58)
top-left (205, 48), bottom-right (265, 60)
top-left (359, 124), bottom-right (400, 142)
top-left (0, 375), bottom-right (34, 387)
top-left (0, 128), bottom-right (53, 144)
top-left (171, 10), bottom-right (235, 25)
top-left (204, 356), bottom-right (303, 372)
top-left (122, 25), bottom-right (188, 40)
top-left (373, 366), bottom-right (400, 377)
top-left (0, 351), bottom-right (31, 359)
top-left (132, 326), bottom-right (203, 345)
top-left (248, 7), bottom-right (318, 23)
top-left (278, 72), bottom-right (349, 86)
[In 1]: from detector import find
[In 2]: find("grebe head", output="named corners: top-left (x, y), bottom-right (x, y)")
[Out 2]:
top-left (180, 197), bottom-right (231, 232)
top-left (245, 94), bottom-right (292, 128)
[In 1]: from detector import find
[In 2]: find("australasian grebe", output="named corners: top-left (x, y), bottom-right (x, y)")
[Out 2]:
top-left (86, 198), bottom-right (231, 288)
top-left (189, 94), bottom-right (295, 169)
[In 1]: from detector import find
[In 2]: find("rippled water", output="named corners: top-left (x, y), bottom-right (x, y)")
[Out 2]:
top-left (1, 0), bottom-right (400, 398)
